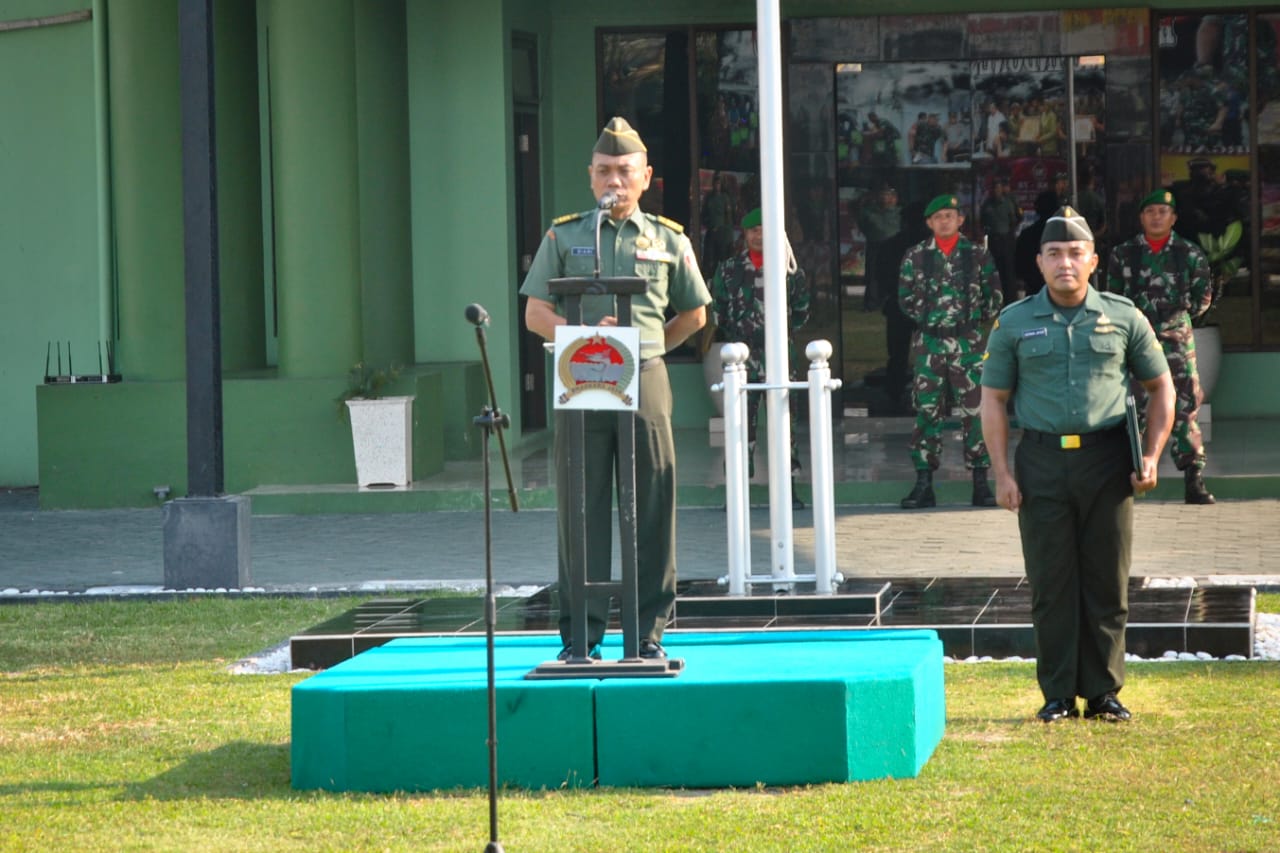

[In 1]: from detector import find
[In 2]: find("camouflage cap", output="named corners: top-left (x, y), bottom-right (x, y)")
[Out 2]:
top-left (741, 207), bottom-right (762, 229)
top-left (924, 194), bottom-right (959, 217)
top-left (1139, 189), bottom-right (1176, 211)
top-left (1040, 205), bottom-right (1093, 245)
top-left (593, 117), bottom-right (647, 155)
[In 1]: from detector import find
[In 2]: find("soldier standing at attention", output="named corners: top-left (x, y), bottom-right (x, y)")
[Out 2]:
top-left (709, 207), bottom-right (810, 497)
top-left (521, 117), bottom-right (711, 660)
top-left (980, 175), bottom-right (1021, 305)
top-left (1107, 189), bottom-right (1216, 504)
top-left (897, 194), bottom-right (1003, 509)
top-left (981, 206), bottom-right (1173, 723)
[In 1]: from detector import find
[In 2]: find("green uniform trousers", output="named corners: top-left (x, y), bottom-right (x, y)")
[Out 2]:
top-left (555, 359), bottom-right (677, 647)
top-left (1015, 428), bottom-right (1133, 701)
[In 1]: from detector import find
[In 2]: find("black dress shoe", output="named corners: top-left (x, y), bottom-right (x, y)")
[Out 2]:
top-left (638, 639), bottom-right (667, 659)
top-left (1036, 698), bottom-right (1079, 722)
top-left (557, 644), bottom-right (601, 662)
top-left (1084, 693), bottom-right (1131, 722)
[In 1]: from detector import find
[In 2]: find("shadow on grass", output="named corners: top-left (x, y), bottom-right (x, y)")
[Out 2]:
top-left (121, 741), bottom-right (296, 801)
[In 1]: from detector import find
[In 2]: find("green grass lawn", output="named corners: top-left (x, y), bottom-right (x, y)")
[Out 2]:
top-left (0, 595), bottom-right (1277, 852)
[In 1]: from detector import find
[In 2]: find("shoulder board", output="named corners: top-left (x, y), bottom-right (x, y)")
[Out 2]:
top-left (998, 295), bottom-right (1034, 315)
top-left (552, 211), bottom-right (587, 226)
top-left (1097, 291), bottom-right (1136, 308)
top-left (650, 214), bottom-right (685, 234)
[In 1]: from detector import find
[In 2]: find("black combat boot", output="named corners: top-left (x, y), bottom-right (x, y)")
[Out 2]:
top-left (1184, 467), bottom-right (1215, 505)
top-left (971, 467), bottom-right (997, 507)
top-left (900, 469), bottom-right (936, 509)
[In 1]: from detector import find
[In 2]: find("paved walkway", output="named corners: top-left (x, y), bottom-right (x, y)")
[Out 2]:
top-left (2, 488), bottom-right (1277, 593)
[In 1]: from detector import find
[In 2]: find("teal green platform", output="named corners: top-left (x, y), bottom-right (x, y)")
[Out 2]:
top-left (290, 630), bottom-right (946, 792)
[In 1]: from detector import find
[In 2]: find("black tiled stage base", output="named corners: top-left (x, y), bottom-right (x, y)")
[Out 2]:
top-left (290, 578), bottom-right (1256, 670)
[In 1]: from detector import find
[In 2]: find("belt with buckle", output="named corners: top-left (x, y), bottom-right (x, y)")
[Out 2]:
top-left (1022, 425), bottom-right (1125, 450)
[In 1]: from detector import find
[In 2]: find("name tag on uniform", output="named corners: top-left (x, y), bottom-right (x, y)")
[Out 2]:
top-left (571, 246), bottom-right (595, 256)
top-left (636, 248), bottom-right (674, 263)
top-left (1021, 327), bottom-right (1048, 338)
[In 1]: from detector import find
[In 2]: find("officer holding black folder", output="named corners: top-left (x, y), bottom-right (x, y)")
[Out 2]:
top-left (979, 206), bottom-right (1174, 724)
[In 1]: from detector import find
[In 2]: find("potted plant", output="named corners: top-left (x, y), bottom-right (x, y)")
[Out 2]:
top-left (336, 362), bottom-right (414, 488)
top-left (1192, 220), bottom-right (1243, 406)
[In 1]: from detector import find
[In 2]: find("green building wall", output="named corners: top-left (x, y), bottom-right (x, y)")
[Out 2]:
top-left (5, 0), bottom-right (1280, 504)
top-left (0, 3), bottom-right (99, 486)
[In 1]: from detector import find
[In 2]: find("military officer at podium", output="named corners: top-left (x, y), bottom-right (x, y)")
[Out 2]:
top-left (521, 117), bottom-right (711, 661)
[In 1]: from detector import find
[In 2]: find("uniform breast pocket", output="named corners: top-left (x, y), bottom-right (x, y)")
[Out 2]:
top-left (1019, 336), bottom-right (1053, 360)
top-left (634, 260), bottom-right (669, 288)
top-left (1088, 334), bottom-right (1123, 378)
top-left (564, 254), bottom-right (597, 277)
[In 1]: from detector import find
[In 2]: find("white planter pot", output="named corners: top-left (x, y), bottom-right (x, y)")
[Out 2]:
top-left (1192, 326), bottom-right (1222, 404)
top-left (345, 396), bottom-right (414, 488)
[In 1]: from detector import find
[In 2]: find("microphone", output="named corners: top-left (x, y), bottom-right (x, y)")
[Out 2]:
top-left (597, 191), bottom-right (619, 210)
top-left (464, 303), bottom-right (490, 327)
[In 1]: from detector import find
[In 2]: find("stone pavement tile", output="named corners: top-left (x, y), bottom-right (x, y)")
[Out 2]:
top-left (1, 497), bottom-right (1276, 594)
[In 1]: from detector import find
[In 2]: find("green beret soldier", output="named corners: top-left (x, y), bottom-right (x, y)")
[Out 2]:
top-left (1106, 189), bottom-right (1215, 503)
top-left (520, 117), bottom-right (711, 661)
top-left (897, 193), bottom-right (1003, 509)
top-left (708, 207), bottom-right (810, 489)
top-left (982, 206), bottom-right (1174, 723)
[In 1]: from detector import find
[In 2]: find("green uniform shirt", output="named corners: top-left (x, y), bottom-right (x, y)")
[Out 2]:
top-left (981, 286), bottom-right (1169, 434)
top-left (520, 207), bottom-right (710, 357)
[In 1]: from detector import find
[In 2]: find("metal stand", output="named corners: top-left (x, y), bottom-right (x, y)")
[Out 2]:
top-left (527, 276), bottom-right (683, 680)
top-left (714, 340), bottom-right (844, 596)
top-left (465, 303), bottom-right (517, 853)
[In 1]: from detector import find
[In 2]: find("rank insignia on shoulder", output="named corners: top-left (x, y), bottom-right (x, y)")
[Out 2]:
top-left (992, 318), bottom-right (1000, 331)
top-left (552, 211), bottom-right (585, 226)
top-left (654, 214), bottom-right (684, 234)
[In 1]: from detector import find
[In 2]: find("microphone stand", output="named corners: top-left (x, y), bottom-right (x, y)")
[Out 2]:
top-left (466, 304), bottom-right (517, 853)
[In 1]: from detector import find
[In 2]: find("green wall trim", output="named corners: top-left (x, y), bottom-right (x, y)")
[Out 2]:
top-left (34, 363), bottom-right (484, 509)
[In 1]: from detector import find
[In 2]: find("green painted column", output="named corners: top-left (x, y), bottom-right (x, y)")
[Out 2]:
top-left (214, 0), bottom-right (267, 374)
top-left (107, 0), bottom-right (185, 380)
top-left (265, 0), bottom-right (361, 377)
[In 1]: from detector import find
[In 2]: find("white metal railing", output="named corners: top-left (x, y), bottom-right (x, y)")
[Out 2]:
top-left (711, 340), bottom-right (843, 596)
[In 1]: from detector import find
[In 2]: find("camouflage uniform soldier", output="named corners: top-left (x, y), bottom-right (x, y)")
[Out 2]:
top-left (1107, 189), bottom-right (1215, 504)
top-left (898, 194), bottom-right (1003, 508)
top-left (710, 207), bottom-right (810, 489)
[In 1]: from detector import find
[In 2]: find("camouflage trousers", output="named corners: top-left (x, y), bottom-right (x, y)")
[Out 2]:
top-left (909, 332), bottom-right (990, 471)
top-left (1132, 335), bottom-right (1205, 472)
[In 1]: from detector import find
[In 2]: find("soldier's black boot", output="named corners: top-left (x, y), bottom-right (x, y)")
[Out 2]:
top-left (1184, 467), bottom-right (1216, 505)
top-left (971, 467), bottom-right (997, 507)
top-left (900, 469), bottom-right (936, 509)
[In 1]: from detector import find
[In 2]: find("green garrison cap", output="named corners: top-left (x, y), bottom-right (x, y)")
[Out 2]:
top-left (741, 207), bottom-right (762, 229)
top-left (1041, 205), bottom-right (1094, 244)
top-left (924, 194), bottom-right (959, 217)
top-left (593, 117), bottom-right (647, 155)
top-left (1139, 189), bottom-right (1176, 211)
